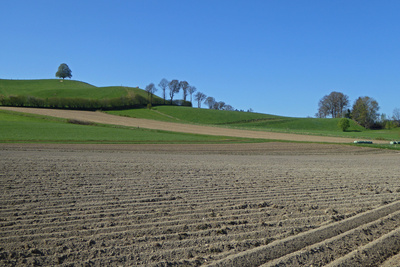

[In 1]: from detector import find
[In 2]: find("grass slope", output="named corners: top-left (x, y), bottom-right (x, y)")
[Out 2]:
top-left (0, 79), bottom-right (157, 101)
top-left (0, 110), bottom-right (261, 144)
top-left (108, 106), bottom-right (282, 124)
top-left (108, 106), bottom-right (400, 141)
top-left (1, 79), bottom-right (399, 144)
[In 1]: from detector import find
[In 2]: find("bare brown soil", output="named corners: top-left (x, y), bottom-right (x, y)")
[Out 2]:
top-left (1, 143), bottom-right (399, 266)
top-left (0, 107), bottom-right (367, 143)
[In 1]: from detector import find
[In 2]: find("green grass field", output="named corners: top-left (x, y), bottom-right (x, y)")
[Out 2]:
top-left (108, 106), bottom-right (400, 141)
top-left (107, 106), bottom-right (281, 124)
top-left (0, 79), bottom-right (156, 101)
top-left (1, 79), bottom-right (399, 145)
top-left (0, 110), bottom-right (263, 144)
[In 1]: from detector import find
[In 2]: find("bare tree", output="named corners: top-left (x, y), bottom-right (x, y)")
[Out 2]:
top-left (188, 86), bottom-right (197, 104)
top-left (205, 96), bottom-right (216, 109)
top-left (179, 81), bottom-right (189, 101)
top-left (224, 104), bottom-right (234, 111)
top-left (194, 92), bottom-right (206, 108)
top-left (392, 108), bottom-right (400, 125)
top-left (168, 79), bottom-right (180, 104)
top-left (317, 91), bottom-right (349, 118)
top-left (158, 78), bottom-right (169, 104)
top-left (213, 101), bottom-right (225, 110)
top-left (145, 83), bottom-right (157, 105)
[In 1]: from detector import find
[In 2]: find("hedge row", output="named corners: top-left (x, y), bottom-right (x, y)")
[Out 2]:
top-left (0, 95), bottom-right (191, 110)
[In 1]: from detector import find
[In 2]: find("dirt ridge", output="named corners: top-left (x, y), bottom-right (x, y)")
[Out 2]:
top-left (1, 143), bottom-right (399, 266)
top-left (206, 200), bottom-right (400, 266)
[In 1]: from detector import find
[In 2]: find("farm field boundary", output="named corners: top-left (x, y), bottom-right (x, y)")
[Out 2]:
top-left (0, 107), bottom-right (364, 143)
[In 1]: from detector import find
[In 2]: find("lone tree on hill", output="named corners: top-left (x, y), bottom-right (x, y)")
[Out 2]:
top-left (55, 63), bottom-right (72, 79)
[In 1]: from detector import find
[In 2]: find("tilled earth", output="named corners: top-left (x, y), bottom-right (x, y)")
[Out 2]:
top-left (1, 143), bottom-right (400, 266)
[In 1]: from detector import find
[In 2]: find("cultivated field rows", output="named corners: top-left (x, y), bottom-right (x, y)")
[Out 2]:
top-left (1, 144), bottom-right (399, 266)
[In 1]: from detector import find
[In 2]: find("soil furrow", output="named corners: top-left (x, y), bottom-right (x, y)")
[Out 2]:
top-left (1, 145), bottom-right (399, 266)
top-left (205, 200), bottom-right (400, 266)
top-left (262, 210), bottom-right (400, 266)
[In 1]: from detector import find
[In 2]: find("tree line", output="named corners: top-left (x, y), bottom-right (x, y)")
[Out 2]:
top-left (145, 78), bottom-right (237, 111)
top-left (55, 63), bottom-right (245, 111)
top-left (316, 91), bottom-right (399, 129)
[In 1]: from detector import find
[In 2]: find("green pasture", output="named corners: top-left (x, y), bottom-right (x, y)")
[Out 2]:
top-left (0, 79), bottom-right (155, 101)
top-left (108, 106), bottom-right (400, 142)
top-left (0, 110), bottom-right (262, 144)
top-left (107, 106), bottom-right (282, 124)
top-left (1, 79), bottom-right (399, 145)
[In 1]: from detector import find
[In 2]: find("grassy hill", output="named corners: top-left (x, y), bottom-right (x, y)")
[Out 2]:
top-left (0, 79), bottom-right (152, 100)
top-left (107, 106), bottom-right (400, 141)
top-left (0, 79), bottom-right (166, 109)
top-left (1, 79), bottom-right (399, 143)
top-left (108, 106), bottom-right (282, 124)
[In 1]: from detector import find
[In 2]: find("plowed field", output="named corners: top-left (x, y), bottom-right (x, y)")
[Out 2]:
top-left (1, 143), bottom-right (399, 266)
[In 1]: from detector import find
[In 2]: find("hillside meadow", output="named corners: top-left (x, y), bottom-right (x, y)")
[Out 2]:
top-left (0, 110), bottom-right (260, 144)
top-left (1, 78), bottom-right (399, 144)
top-left (0, 79), bottom-right (169, 110)
top-left (108, 106), bottom-right (400, 143)
top-left (0, 79), bottom-right (148, 100)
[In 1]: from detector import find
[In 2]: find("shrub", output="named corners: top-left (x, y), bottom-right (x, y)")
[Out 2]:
top-left (8, 95), bottom-right (26, 106)
top-left (67, 119), bottom-right (94, 125)
top-left (0, 95), bottom-right (6, 105)
top-left (338, 118), bottom-right (350, 132)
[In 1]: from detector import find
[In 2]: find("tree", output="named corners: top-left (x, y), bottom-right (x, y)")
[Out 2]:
top-left (213, 101), bottom-right (225, 110)
top-left (351, 96), bottom-right (379, 129)
top-left (55, 63), bottom-right (72, 79)
top-left (224, 104), bottom-right (234, 111)
top-left (317, 91), bottom-right (349, 118)
top-left (168, 79), bottom-right (180, 104)
top-left (194, 92), bottom-right (206, 108)
top-left (145, 83), bottom-right (157, 105)
top-left (338, 118), bottom-right (350, 132)
top-left (158, 78), bottom-right (169, 104)
top-left (188, 86), bottom-right (197, 104)
top-left (205, 96), bottom-right (216, 109)
top-left (179, 81), bottom-right (189, 101)
top-left (392, 108), bottom-right (400, 125)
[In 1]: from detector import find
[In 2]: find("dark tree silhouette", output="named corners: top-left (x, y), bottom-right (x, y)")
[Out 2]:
top-left (168, 79), bottom-right (180, 104)
top-left (55, 63), bottom-right (72, 79)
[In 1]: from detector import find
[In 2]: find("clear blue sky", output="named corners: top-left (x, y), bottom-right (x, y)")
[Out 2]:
top-left (1, 0), bottom-right (399, 117)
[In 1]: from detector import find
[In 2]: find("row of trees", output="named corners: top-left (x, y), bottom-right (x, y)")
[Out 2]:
top-left (53, 63), bottom-right (237, 111)
top-left (316, 91), bottom-right (399, 129)
top-left (145, 79), bottom-right (197, 106)
top-left (146, 78), bottom-right (235, 110)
